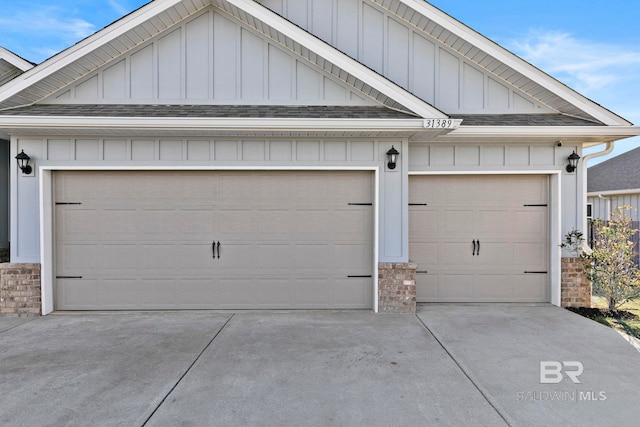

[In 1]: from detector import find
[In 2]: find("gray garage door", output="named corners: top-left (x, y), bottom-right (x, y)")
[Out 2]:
top-left (55, 170), bottom-right (373, 310)
top-left (409, 175), bottom-right (549, 302)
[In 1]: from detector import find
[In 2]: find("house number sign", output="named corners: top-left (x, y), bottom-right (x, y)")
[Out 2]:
top-left (424, 119), bottom-right (455, 128)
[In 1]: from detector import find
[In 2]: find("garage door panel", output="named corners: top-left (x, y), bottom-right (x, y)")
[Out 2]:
top-left (334, 244), bottom-right (371, 270)
top-left (475, 275), bottom-right (513, 299)
top-left (103, 245), bottom-right (140, 271)
top-left (103, 210), bottom-right (142, 239)
top-left (56, 278), bottom-right (98, 309)
top-left (293, 210), bottom-right (329, 235)
top-left (295, 279), bottom-right (332, 307)
top-left (58, 244), bottom-right (98, 272)
top-left (254, 279), bottom-right (294, 306)
top-left (441, 275), bottom-right (474, 299)
top-left (416, 274), bottom-right (438, 300)
top-left (408, 209), bottom-right (438, 238)
top-left (515, 274), bottom-right (548, 300)
top-left (217, 243), bottom-right (257, 270)
top-left (218, 279), bottom-right (257, 308)
top-left (473, 242), bottom-right (513, 269)
top-left (98, 279), bottom-right (139, 308)
top-left (294, 244), bottom-right (330, 271)
top-left (442, 209), bottom-right (474, 236)
top-left (140, 279), bottom-right (180, 307)
top-left (513, 243), bottom-right (547, 268)
top-left (57, 209), bottom-right (100, 238)
top-left (337, 278), bottom-right (371, 307)
top-left (440, 242), bottom-right (475, 266)
top-left (410, 175), bottom-right (549, 303)
top-left (409, 242), bottom-right (438, 268)
top-left (180, 279), bottom-right (218, 306)
top-left (55, 171), bottom-right (373, 310)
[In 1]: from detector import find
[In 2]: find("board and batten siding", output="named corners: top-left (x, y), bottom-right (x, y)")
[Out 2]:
top-left (41, 9), bottom-right (374, 106)
top-left (256, 0), bottom-right (553, 114)
top-left (10, 136), bottom-right (406, 264)
top-left (0, 139), bottom-right (9, 247)
top-left (587, 194), bottom-right (640, 221)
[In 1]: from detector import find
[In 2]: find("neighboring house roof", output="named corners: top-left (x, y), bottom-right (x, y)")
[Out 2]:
top-left (588, 146), bottom-right (640, 194)
top-left (0, 47), bottom-right (34, 86)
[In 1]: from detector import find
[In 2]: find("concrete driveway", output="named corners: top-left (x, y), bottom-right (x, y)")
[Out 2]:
top-left (1, 305), bottom-right (639, 426)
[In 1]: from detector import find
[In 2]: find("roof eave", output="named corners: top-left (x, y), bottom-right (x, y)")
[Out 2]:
top-left (400, 0), bottom-right (632, 127)
top-left (0, 115), bottom-right (461, 137)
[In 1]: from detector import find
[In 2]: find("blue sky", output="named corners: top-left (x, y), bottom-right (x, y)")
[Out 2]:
top-left (1, 0), bottom-right (639, 165)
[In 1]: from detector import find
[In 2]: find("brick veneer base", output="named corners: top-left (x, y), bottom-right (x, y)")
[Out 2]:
top-left (378, 262), bottom-right (417, 313)
top-left (561, 257), bottom-right (591, 308)
top-left (0, 263), bottom-right (42, 317)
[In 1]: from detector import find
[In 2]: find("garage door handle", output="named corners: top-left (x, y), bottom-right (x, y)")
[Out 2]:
top-left (217, 241), bottom-right (221, 259)
top-left (472, 240), bottom-right (477, 256)
top-left (477, 239), bottom-right (480, 256)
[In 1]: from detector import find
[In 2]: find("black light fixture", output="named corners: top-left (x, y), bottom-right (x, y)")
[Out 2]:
top-left (566, 151), bottom-right (580, 173)
top-left (386, 146), bottom-right (400, 170)
top-left (15, 150), bottom-right (32, 174)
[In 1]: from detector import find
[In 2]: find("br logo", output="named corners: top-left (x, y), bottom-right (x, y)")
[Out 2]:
top-left (540, 361), bottom-right (584, 384)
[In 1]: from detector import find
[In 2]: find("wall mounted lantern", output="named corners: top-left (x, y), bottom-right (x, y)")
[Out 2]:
top-left (15, 150), bottom-right (32, 174)
top-left (386, 146), bottom-right (400, 170)
top-left (566, 151), bottom-right (580, 173)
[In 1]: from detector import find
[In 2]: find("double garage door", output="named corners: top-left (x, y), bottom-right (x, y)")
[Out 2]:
top-left (55, 171), bottom-right (374, 310)
top-left (409, 175), bottom-right (549, 303)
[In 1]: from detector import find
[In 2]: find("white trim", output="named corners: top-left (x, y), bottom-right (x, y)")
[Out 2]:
top-left (445, 126), bottom-right (640, 139)
top-left (588, 189), bottom-right (640, 197)
top-left (407, 170), bottom-right (562, 306)
top-left (39, 164), bottom-right (381, 314)
top-left (0, 47), bottom-right (33, 72)
top-left (0, 116), bottom-right (458, 132)
top-left (400, 0), bottom-right (632, 126)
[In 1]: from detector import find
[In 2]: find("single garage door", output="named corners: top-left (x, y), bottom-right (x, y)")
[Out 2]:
top-left (409, 175), bottom-right (549, 302)
top-left (55, 170), bottom-right (373, 310)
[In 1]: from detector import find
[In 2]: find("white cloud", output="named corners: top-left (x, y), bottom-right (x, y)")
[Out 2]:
top-left (0, 7), bottom-right (96, 41)
top-left (108, 0), bottom-right (132, 16)
top-left (506, 30), bottom-right (640, 95)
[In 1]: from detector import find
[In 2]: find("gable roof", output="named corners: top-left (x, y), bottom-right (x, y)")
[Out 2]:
top-left (0, 0), bottom-right (636, 144)
top-left (386, 0), bottom-right (630, 126)
top-left (588, 146), bottom-right (640, 193)
top-left (0, 47), bottom-right (34, 86)
top-left (0, 0), bottom-right (444, 119)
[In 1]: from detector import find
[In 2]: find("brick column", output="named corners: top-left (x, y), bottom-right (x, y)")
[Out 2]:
top-left (561, 257), bottom-right (591, 308)
top-left (378, 262), bottom-right (417, 313)
top-left (0, 263), bottom-right (42, 317)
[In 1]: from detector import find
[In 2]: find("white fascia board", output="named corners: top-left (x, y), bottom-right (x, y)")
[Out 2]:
top-left (0, 115), bottom-right (452, 132)
top-left (448, 126), bottom-right (640, 139)
top-left (400, 0), bottom-right (631, 126)
top-left (0, 0), bottom-right (183, 101)
top-left (0, 47), bottom-right (34, 72)
top-left (224, 0), bottom-right (445, 119)
top-left (587, 189), bottom-right (640, 197)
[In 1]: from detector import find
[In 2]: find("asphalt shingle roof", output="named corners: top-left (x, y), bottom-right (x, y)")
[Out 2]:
top-left (0, 104), bottom-right (419, 119)
top-left (588, 146), bottom-right (640, 192)
top-left (450, 114), bottom-right (602, 126)
top-left (0, 105), bottom-right (607, 127)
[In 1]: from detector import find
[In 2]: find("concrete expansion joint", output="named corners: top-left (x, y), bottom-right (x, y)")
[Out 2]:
top-left (414, 313), bottom-right (514, 427)
top-left (141, 313), bottom-right (235, 426)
